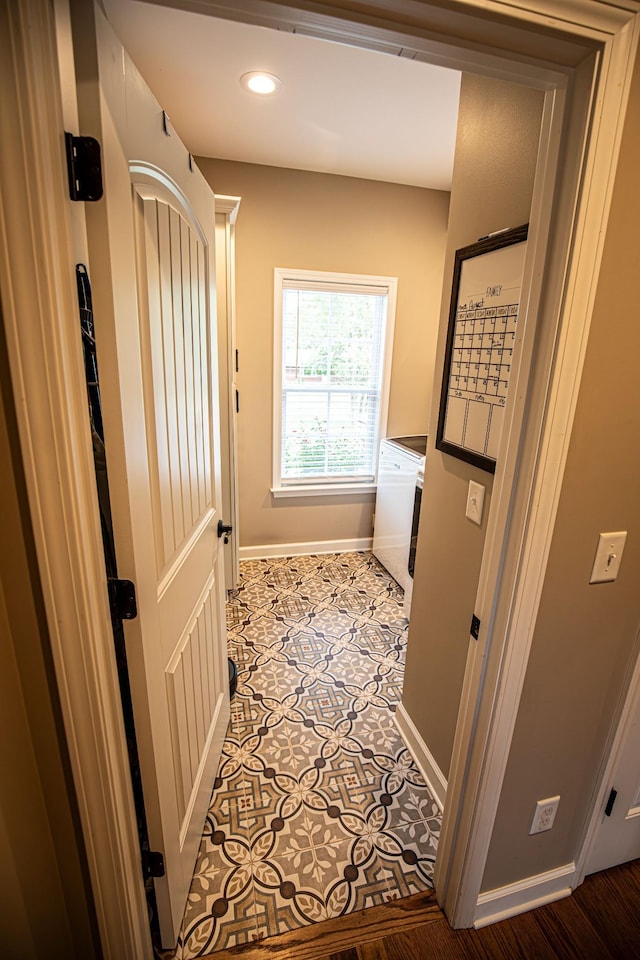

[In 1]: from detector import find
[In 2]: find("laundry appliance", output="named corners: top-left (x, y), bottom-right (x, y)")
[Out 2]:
top-left (372, 436), bottom-right (426, 616)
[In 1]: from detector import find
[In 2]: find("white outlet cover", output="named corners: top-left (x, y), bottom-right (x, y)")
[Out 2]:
top-left (530, 795), bottom-right (560, 834)
top-left (466, 480), bottom-right (485, 525)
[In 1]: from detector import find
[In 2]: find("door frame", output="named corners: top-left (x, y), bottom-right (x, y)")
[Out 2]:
top-left (0, 1), bottom-right (152, 956)
top-left (215, 195), bottom-right (242, 592)
top-left (1, 0), bottom-right (639, 957)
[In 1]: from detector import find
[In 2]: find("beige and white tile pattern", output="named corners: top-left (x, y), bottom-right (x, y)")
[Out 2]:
top-left (176, 552), bottom-right (440, 956)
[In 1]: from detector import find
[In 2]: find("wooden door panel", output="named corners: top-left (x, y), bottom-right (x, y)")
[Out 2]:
top-left (191, 231), bottom-right (207, 514)
top-left (139, 196), bottom-right (176, 569)
top-left (197, 238), bottom-right (213, 513)
top-left (158, 514), bottom-right (215, 651)
top-left (166, 574), bottom-right (220, 827)
top-left (179, 217), bottom-right (200, 527)
top-left (138, 192), bottom-right (214, 577)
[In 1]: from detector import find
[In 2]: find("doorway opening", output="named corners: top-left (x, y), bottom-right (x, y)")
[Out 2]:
top-left (102, 5), bottom-right (557, 951)
top-left (4, 1), bottom-right (635, 957)
top-left (169, 18), bottom-right (547, 953)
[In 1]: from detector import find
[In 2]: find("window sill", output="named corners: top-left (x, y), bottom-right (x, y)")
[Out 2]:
top-left (271, 483), bottom-right (377, 499)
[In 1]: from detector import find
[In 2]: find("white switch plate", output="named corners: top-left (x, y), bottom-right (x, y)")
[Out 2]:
top-left (590, 531), bottom-right (627, 583)
top-left (466, 480), bottom-right (485, 525)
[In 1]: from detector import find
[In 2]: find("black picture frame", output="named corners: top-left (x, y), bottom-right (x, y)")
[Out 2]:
top-left (435, 224), bottom-right (529, 474)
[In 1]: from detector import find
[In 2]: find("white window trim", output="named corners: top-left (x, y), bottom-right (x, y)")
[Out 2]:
top-left (272, 267), bottom-right (397, 496)
top-left (270, 481), bottom-right (377, 499)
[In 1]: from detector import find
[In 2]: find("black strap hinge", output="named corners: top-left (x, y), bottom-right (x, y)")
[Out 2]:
top-left (142, 849), bottom-right (165, 879)
top-left (604, 788), bottom-right (617, 817)
top-left (470, 613), bottom-right (481, 640)
top-left (65, 132), bottom-right (103, 201)
top-left (108, 578), bottom-right (137, 620)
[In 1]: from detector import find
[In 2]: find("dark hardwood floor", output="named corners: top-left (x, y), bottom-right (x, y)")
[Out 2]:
top-left (203, 859), bottom-right (640, 960)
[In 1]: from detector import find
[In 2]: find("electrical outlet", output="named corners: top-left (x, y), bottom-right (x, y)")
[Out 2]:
top-left (530, 796), bottom-right (560, 834)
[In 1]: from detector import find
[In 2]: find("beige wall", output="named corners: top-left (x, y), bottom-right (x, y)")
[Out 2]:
top-left (0, 326), bottom-right (98, 958)
top-left (402, 74), bottom-right (544, 777)
top-left (482, 49), bottom-right (640, 891)
top-left (197, 158), bottom-right (449, 549)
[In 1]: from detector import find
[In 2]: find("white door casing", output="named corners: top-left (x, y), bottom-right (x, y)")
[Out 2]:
top-left (1, 1), bottom-right (152, 956)
top-left (215, 195), bottom-right (241, 592)
top-left (72, 4), bottom-right (229, 947)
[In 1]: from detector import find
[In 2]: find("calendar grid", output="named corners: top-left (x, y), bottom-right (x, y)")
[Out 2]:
top-left (449, 302), bottom-right (518, 404)
top-left (443, 301), bottom-right (519, 460)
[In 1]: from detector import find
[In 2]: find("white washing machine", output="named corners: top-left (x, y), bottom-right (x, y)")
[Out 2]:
top-left (373, 436), bottom-right (426, 612)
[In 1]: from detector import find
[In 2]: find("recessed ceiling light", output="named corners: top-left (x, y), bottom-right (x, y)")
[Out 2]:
top-left (240, 71), bottom-right (282, 96)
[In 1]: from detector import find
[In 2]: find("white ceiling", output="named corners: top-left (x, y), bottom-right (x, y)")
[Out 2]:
top-left (102, 0), bottom-right (461, 190)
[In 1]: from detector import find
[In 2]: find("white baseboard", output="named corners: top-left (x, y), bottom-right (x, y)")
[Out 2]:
top-left (395, 704), bottom-right (447, 811)
top-left (239, 537), bottom-right (373, 560)
top-left (474, 861), bottom-right (576, 928)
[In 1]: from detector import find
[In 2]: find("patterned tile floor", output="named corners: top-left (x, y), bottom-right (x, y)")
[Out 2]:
top-left (176, 552), bottom-right (441, 957)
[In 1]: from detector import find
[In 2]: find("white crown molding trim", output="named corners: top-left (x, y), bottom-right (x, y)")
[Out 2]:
top-left (239, 538), bottom-right (373, 560)
top-left (395, 704), bottom-right (447, 811)
top-left (214, 194), bottom-right (241, 221)
top-left (474, 862), bottom-right (576, 928)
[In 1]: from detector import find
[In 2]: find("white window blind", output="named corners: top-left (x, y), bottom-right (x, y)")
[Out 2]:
top-left (274, 270), bottom-right (397, 489)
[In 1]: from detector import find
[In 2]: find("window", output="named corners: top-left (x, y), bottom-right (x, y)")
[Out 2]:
top-left (273, 269), bottom-right (397, 496)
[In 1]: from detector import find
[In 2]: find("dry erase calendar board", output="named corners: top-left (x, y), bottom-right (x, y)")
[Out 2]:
top-left (436, 224), bottom-right (528, 473)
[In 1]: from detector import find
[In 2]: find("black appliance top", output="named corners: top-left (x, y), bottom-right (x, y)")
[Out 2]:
top-left (388, 435), bottom-right (428, 457)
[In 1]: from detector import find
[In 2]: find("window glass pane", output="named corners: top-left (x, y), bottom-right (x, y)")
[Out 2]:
top-left (282, 390), bottom-right (329, 478)
top-left (326, 392), bottom-right (375, 475)
top-left (278, 274), bottom-right (393, 484)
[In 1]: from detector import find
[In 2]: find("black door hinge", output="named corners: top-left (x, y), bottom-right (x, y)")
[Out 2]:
top-left (604, 788), bottom-right (617, 817)
top-left (142, 848), bottom-right (165, 879)
top-left (108, 578), bottom-right (137, 620)
top-left (470, 613), bottom-right (481, 640)
top-left (65, 132), bottom-right (103, 201)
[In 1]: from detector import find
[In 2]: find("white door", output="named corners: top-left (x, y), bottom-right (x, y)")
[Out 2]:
top-left (73, 4), bottom-right (229, 947)
top-left (586, 644), bottom-right (640, 876)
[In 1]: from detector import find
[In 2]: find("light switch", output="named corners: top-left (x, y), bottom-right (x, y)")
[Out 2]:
top-left (590, 531), bottom-right (627, 583)
top-left (466, 480), bottom-right (485, 525)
